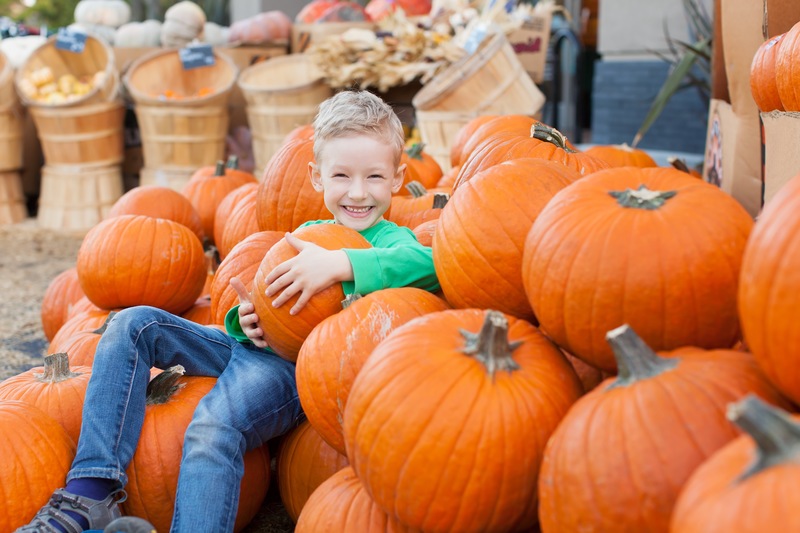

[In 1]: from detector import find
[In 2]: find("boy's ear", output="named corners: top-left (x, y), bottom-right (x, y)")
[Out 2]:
top-left (391, 163), bottom-right (407, 193)
top-left (309, 162), bottom-right (323, 192)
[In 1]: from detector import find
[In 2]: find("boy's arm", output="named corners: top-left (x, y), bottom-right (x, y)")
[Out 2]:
top-left (342, 225), bottom-right (440, 295)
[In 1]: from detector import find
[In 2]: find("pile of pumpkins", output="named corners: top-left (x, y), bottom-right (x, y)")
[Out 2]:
top-left (2, 113), bottom-right (799, 533)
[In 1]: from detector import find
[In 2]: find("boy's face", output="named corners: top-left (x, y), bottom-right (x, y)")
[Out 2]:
top-left (309, 133), bottom-right (405, 232)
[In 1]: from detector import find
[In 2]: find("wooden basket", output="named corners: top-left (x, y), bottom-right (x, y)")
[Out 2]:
top-left (29, 101), bottom-right (125, 167)
top-left (0, 51), bottom-right (23, 172)
top-left (412, 32), bottom-right (545, 171)
top-left (37, 163), bottom-right (123, 232)
top-left (15, 33), bottom-right (119, 107)
top-left (0, 171), bottom-right (27, 225)
top-left (238, 54), bottom-right (331, 175)
top-left (139, 165), bottom-right (197, 192)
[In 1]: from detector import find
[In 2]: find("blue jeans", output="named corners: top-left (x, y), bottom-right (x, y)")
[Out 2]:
top-left (68, 306), bottom-right (304, 532)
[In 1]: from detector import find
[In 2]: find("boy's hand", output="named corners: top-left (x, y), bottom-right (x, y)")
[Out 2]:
top-left (230, 277), bottom-right (268, 348)
top-left (265, 232), bottom-right (353, 316)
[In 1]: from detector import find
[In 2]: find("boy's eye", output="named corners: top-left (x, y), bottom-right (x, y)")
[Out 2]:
top-left (368, 174), bottom-right (384, 180)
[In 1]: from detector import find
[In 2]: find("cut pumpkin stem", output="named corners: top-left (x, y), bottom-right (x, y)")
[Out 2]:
top-left (605, 324), bottom-right (678, 389)
top-left (460, 310), bottom-right (522, 378)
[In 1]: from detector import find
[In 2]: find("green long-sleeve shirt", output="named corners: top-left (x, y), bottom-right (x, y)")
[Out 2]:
top-left (224, 219), bottom-right (440, 345)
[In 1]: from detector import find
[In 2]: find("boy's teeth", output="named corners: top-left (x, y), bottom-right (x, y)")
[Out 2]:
top-left (346, 206), bottom-right (371, 212)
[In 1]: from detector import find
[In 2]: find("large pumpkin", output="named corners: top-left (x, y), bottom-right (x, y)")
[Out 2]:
top-left (49, 312), bottom-right (115, 368)
top-left (256, 138), bottom-right (332, 232)
top-left (670, 396), bottom-right (800, 533)
top-left (344, 309), bottom-right (582, 532)
top-left (454, 114), bottom-right (535, 170)
top-left (106, 184), bottom-right (204, 242)
top-left (775, 23), bottom-right (800, 110)
top-left (297, 287), bottom-right (449, 454)
top-left (123, 367), bottom-right (271, 532)
top-left (277, 421), bottom-right (349, 523)
top-left (213, 182), bottom-right (259, 259)
top-left (449, 114), bottom-right (499, 168)
top-left (252, 223), bottom-right (371, 361)
top-left (583, 143), bottom-right (658, 168)
top-left (750, 33), bottom-right (785, 112)
top-left (41, 267), bottom-right (85, 342)
top-left (738, 173), bottom-right (800, 404)
top-left (523, 167), bottom-right (754, 371)
top-left (76, 215), bottom-right (207, 315)
top-left (433, 158), bottom-right (580, 321)
top-left (0, 400), bottom-right (75, 532)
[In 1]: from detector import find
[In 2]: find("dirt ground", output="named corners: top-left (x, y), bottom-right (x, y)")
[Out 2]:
top-left (0, 218), bottom-right (294, 533)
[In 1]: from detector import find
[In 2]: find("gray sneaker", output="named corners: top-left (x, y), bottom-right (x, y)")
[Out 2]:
top-left (15, 488), bottom-right (125, 533)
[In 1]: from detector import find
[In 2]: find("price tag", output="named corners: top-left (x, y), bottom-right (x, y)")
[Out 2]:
top-left (55, 27), bottom-right (87, 53)
top-left (179, 44), bottom-right (215, 70)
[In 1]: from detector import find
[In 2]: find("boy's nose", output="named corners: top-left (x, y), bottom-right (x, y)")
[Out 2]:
top-left (348, 179), bottom-right (367, 200)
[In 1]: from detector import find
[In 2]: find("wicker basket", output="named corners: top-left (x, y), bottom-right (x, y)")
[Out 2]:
top-left (138, 165), bottom-right (197, 192)
top-left (238, 54), bottom-right (331, 175)
top-left (412, 32), bottom-right (545, 171)
top-left (123, 48), bottom-right (238, 180)
top-left (15, 33), bottom-right (119, 107)
top-left (37, 164), bottom-right (123, 232)
top-left (0, 171), bottom-right (27, 225)
top-left (0, 50), bottom-right (23, 172)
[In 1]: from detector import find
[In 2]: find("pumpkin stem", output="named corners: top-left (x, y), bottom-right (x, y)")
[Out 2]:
top-left (530, 122), bottom-right (576, 153)
top-left (91, 311), bottom-right (116, 336)
top-left (605, 325), bottom-right (678, 389)
top-left (38, 353), bottom-right (79, 383)
top-left (432, 193), bottom-right (450, 209)
top-left (226, 155), bottom-right (240, 169)
top-left (460, 310), bottom-right (521, 379)
top-left (214, 160), bottom-right (226, 177)
top-left (728, 395), bottom-right (800, 481)
top-left (405, 181), bottom-right (428, 198)
top-left (608, 185), bottom-right (677, 210)
top-left (406, 142), bottom-right (426, 160)
top-left (341, 293), bottom-right (363, 309)
top-left (146, 365), bottom-right (186, 405)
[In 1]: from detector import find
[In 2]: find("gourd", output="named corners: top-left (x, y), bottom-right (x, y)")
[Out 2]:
top-left (74, 0), bottom-right (131, 28)
top-left (228, 11), bottom-right (292, 45)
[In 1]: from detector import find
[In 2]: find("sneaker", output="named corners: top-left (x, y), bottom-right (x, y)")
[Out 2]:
top-left (15, 488), bottom-right (125, 533)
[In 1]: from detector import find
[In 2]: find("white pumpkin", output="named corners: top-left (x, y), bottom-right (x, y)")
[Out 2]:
top-left (160, 1), bottom-right (206, 48)
top-left (114, 20), bottom-right (162, 47)
top-left (74, 0), bottom-right (131, 28)
top-left (0, 35), bottom-right (46, 69)
top-left (202, 22), bottom-right (230, 46)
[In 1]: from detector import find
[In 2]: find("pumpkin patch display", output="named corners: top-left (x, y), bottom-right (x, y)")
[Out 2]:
top-left (523, 166), bottom-right (754, 371)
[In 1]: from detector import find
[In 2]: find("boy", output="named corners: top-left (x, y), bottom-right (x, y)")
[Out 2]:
top-left (19, 89), bottom-right (439, 533)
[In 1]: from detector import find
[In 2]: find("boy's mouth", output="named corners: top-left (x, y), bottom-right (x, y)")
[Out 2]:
top-left (342, 206), bottom-right (374, 216)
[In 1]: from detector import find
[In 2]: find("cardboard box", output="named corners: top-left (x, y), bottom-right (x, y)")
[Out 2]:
top-left (507, 12), bottom-right (552, 84)
top-left (761, 111), bottom-right (800, 203)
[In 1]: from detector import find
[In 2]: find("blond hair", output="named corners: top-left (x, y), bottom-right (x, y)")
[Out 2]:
top-left (312, 90), bottom-right (405, 165)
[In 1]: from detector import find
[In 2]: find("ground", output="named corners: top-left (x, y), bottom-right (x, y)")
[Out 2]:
top-left (0, 218), bottom-right (295, 532)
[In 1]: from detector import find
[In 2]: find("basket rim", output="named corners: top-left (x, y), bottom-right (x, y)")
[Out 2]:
top-left (411, 32), bottom-right (506, 111)
top-left (123, 47), bottom-right (239, 106)
top-left (237, 53), bottom-right (326, 95)
top-left (14, 33), bottom-right (117, 108)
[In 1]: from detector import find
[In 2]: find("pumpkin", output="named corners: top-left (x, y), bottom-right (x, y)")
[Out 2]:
top-left (41, 267), bottom-right (85, 342)
top-left (776, 24), bottom-right (800, 110)
top-left (182, 159), bottom-right (258, 244)
top-left (538, 326), bottom-right (790, 533)
top-left (297, 288), bottom-right (449, 454)
top-left (671, 395), bottom-right (800, 533)
top-left (750, 33), bottom-right (785, 112)
top-left (365, 0), bottom-right (432, 21)
top-left (411, 218), bottom-right (437, 247)
top-left (210, 230), bottom-right (284, 325)
top-left (523, 167), bottom-right (753, 371)
top-left (255, 138), bottom-right (332, 232)
top-left (180, 295), bottom-right (212, 325)
top-left (738, 173), bottom-right (800, 404)
top-left (583, 143), bottom-right (658, 168)
top-left (229, 11), bottom-right (292, 44)
top-left (114, 20), bottom-right (162, 47)
top-left (296, 0), bottom-right (340, 23)
top-left (387, 181), bottom-right (449, 229)
top-left (213, 182), bottom-right (260, 259)
top-left (435, 164), bottom-right (458, 191)
top-left (0, 401), bottom-right (75, 533)
top-left (562, 350), bottom-right (609, 394)
top-left (122, 366), bottom-right (271, 533)
top-left (73, 0), bottom-right (131, 27)
top-left (295, 467), bottom-right (411, 532)
top-left (433, 158), bottom-right (580, 321)
top-left (76, 215), bottom-right (207, 315)
top-left (202, 21), bottom-right (231, 46)
top-left (277, 421), bottom-right (349, 522)
top-left (50, 312), bottom-right (116, 368)
top-left (282, 124), bottom-right (314, 146)
top-left (316, 1), bottom-right (370, 22)
top-left (252, 224), bottom-right (372, 361)
top-left (65, 296), bottom-right (104, 319)
top-left (107, 184), bottom-right (204, 242)
top-left (454, 122), bottom-right (609, 189)
top-left (456, 114), bottom-right (536, 170)
top-left (403, 143), bottom-right (442, 188)
top-left (160, 0), bottom-right (206, 48)
top-left (449, 114), bottom-right (499, 168)
top-left (344, 309), bottom-right (583, 532)
top-left (48, 309), bottom-right (112, 356)
top-left (0, 353), bottom-right (91, 444)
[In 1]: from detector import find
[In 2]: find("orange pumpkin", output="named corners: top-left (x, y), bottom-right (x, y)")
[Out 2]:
top-left (49, 309), bottom-right (112, 356)
top-left (387, 181), bottom-right (449, 229)
top-left (671, 395), bottom-right (800, 533)
top-left (403, 143), bottom-right (442, 189)
top-left (411, 218), bottom-right (437, 247)
top-left (180, 296), bottom-right (212, 325)
top-left (213, 182), bottom-right (259, 259)
top-left (50, 312), bottom-right (115, 368)
top-left (344, 309), bottom-right (582, 532)
top-left (228, 10), bottom-right (292, 44)
top-left (41, 267), bottom-right (85, 342)
top-left (433, 158), bottom-right (579, 321)
top-left (277, 421), bottom-right (349, 522)
top-left (523, 167), bottom-right (753, 371)
top-left (750, 33), bottom-right (786, 112)
top-left (538, 326), bottom-right (790, 533)
top-left (449, 114), bottom-right (499, 168)
top-left (123, 367), bottom-right (271, 532)
top-left (297, 288), bottom-right (449, 454)
top-left (739, 173), bottom-right (800, 404)
top-left (365, 0), bottom-right (431, 20)
top-left (776, 24), bottom-right (800, 110)
top-left (107, 184), bottom-right (204, 242)
top-left (0, 353), bottom-right (91, 444)
top-left (456, 114), bottom-right (536, 169)
top-left (77, 215), bottom-right (207, 315)
top-left (252, 224), bottom-right (371, 361)
top-left (583, 143), bottom-right (658, 168)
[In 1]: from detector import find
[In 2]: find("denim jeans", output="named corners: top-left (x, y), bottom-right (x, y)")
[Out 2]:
top-left (68, 306), bottom-right (304, 532)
